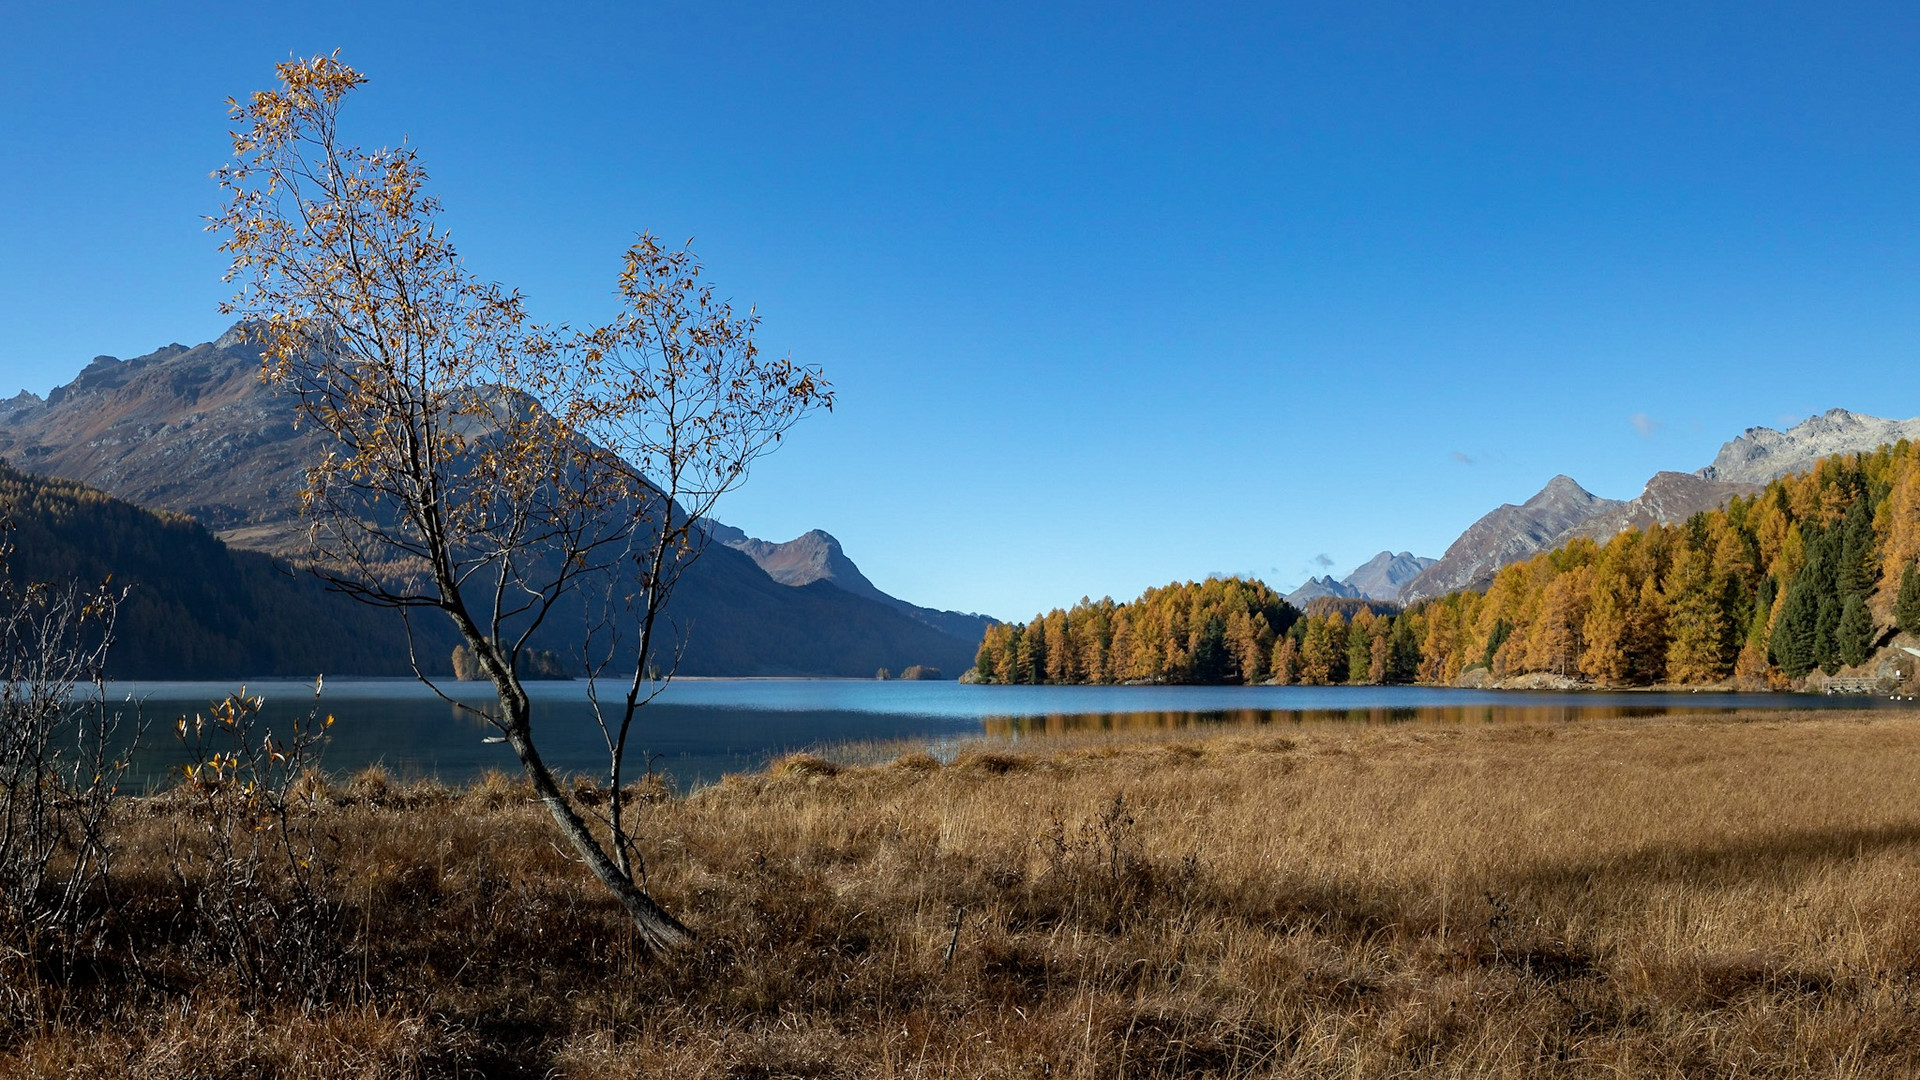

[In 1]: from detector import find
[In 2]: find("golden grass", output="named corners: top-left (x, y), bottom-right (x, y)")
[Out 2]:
top-left (10, 709), bottom-right (1920, 1077)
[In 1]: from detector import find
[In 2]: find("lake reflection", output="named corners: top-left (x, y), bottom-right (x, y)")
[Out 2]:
top-left (983, 702), bottom-right (1724, 737)
top-left (101, 678), bottom-right (1912, 790)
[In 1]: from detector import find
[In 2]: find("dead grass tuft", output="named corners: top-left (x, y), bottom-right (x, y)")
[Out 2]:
top-left (767, 752), bottom-right (840, 780)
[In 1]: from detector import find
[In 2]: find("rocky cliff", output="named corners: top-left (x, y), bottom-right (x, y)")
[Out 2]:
top-left (1282, 574), bottom-right (1364, 607)
top-left (1565, 471), bottom-right (1760, 544)
top-left (1283, 550), bottom-right (1437, 608)
top-left (1342, 550), bottom-right (1436, 603)
top-left (1698, 408), bottom-right (1920, 485)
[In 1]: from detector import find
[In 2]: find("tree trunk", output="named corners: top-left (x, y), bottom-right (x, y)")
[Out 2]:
top-left (504, 720), bottom-right (693, 952)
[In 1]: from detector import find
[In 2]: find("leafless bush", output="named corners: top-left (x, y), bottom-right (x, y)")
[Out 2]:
top-left (0, 547), bottom-right (138, 1027)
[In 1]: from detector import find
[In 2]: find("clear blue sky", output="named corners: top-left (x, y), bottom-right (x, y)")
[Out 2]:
top-left (4, 3), bottom-right (1919, 620)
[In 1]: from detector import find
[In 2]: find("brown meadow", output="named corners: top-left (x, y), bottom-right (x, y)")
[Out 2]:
top-left (9, 708), bottom-right (1920, 1077)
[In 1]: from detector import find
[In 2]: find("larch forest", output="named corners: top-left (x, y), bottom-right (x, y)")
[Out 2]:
top-left (973, 442), bottom-right (1920, 689)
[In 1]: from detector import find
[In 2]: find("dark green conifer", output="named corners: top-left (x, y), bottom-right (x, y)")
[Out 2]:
top-left (1189, 617), bottom-right (1229, 684)
top-left (1897, 563), bottom-right (1920, 636)
top-left (1387, 616), bottom-right (1422, 684)
top-left (1837, 595), bottom-right (1876, 668)
top-left (1770, 580), bottom-right (1819, 678)
top-left (1814, 594), bottom-right (1841, 673)
top-left (1839, 497), bottom-right (1879, 598)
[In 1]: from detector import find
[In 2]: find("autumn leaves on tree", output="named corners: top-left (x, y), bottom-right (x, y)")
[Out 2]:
top-left (977, 440), bottom-right (1920, 689)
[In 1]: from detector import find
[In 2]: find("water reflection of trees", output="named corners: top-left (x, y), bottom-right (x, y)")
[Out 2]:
top-left (980, 704), bottom-right (1715, 738)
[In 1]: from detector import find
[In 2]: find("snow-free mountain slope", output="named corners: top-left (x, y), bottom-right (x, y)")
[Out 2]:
top-left (0, 329), bottom-right (989, 676)
top-left (1400, 476), bottom-right (1624, 604)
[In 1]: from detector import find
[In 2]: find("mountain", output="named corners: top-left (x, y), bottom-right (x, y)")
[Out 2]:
top-left (1397, 409), bottom-right (1919, 605)
top-left (0, 329), bottom-right (316, 553)
top-left (1342, 551), bottom-right (1437, 603)
top-left (0, 330), bottom-right (988, 678)
top-left (1401, 476), bottom-right (1624, 603)
top-left (1284, 552), bottom-right (1437, 608)
top-left (0, 458), bottom-right (455, 679)
top-left (702, 523), bottom-right (994, 643)
top-left (1283, 574), bottom-right (1363, 607)
top-left (1564, 471), bottom-right (1762, 545)
top-left (1698, 408), bottom-right (1920, 485)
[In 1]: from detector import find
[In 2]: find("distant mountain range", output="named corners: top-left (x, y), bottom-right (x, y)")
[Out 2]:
top-left (1284, 551), bottom-right (1435, 606)
top-left (0, 330), bottom-right (991, 678)
top-left (1288, 408), bottom-right (1920, 610)
top-left (700, 522), bottom-right (994, 644)
top-left (1395, 408), bottom-right (1914, 604)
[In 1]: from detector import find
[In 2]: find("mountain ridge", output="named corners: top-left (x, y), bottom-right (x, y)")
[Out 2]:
top-left (0, 329), bottom-right (989, 677)
top-left (1283, 549), bottom-right (1438, 607)
top-left (700, 523), bottom-right (994, 643)
top-left (1398, 409), bottom-right (1919, 604)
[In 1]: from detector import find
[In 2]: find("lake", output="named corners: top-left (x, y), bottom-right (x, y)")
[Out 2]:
top-left (95, 677), bottom-right (1917, 791)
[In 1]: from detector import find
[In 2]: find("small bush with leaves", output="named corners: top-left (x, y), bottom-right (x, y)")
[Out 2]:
top-left (166, 682), bottom-right (345, 1007)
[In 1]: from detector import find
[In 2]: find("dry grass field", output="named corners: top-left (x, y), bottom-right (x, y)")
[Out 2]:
top-left (9, 708), bottom-right (1920, 1078)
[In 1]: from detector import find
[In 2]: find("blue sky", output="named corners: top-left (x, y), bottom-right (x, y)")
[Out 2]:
top-left (4, 3), bottom-right (1919, 620)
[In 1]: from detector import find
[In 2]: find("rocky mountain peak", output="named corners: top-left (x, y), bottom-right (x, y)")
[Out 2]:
top-left (1399, 476), bottom-right (1626, 604)
top-left (1285, 550), bottom-right (1438, 607)
top-left (1699, 409), bottom-right (1920, 485)
top-left (1533, 474), bottom-right (1597, 505)
top-left (1283, 575), bottom-right (1363, 607)
top-left (715, 526), bottom-right (995, 642)
top-left (1343, 550), bottom-right (1437, 603)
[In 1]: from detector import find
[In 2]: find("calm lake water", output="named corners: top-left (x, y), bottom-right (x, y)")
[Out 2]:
top-left (99, 678), bottom-right (1915, 790)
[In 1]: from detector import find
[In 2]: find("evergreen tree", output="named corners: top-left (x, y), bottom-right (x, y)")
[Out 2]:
top-left (1839, 496), bottom-right (1879, 598)
top-left (1813, 594), bottom-right (1841, 674)
top-left (1346, 619), bottom-right (1372, 684)
top-left (1480, 618), bottom-right (1513, 670)
top-left (1837, 594), bottom-right (1876, 668)
top-left (1897, 563), bottom-right (1920, 636)
top-left (1770, 579), bottom-right (1819, 678)
top-left (1387, 615), bottom-right (1422, 684)
top-left (1188, 616), bottom-right (1230, 684)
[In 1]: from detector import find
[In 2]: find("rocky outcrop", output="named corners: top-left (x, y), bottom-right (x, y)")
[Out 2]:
top-left (1699, 408), bottom-right (1920, 485)
top-left (0, 337), bottom-right (316, 551)
top-left (1400, 476), bottom-right (1624, 604)
top-left (1395, 410), bottom-right (1917, 606)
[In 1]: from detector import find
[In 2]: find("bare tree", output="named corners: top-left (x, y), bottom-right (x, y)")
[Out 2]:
top-left (211, 55), bottom-right (831, 951)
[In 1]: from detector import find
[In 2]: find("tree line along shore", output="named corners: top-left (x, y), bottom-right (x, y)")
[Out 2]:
top-left (973, 442), bottom-right (1920, 690)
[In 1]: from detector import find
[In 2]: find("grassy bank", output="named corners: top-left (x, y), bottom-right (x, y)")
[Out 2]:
top-left (9, 710), bottom-right (1920, 1077)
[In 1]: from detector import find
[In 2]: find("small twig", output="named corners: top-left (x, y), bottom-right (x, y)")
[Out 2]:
top-left (942, 906), bottom-right (966, 972)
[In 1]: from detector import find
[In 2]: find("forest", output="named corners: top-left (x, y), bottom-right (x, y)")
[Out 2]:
top-left (0, 459), bottom-right (453, 678)
top-left (974, 441), bottom-right (1920, 688)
